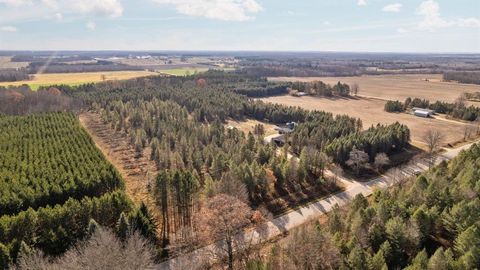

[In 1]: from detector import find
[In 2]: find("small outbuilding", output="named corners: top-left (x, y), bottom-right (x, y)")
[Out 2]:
top-left (413, 108), bottom-right (434, 118)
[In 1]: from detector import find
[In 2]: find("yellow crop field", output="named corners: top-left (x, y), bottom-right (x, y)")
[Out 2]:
top-left (0, 70), bottom-right (157, 90)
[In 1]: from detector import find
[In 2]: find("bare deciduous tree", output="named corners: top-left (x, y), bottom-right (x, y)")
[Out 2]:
top-left (330, 164), bottom-right (343, 185)
top-left (351, 83), bottom-right (360, 96)
top-left (463, 126), bottom-right (474, 141)
top-left (374, 153), bottom-right (390, 172)
top-left (197, 194), bottom-right (253, 270)
top-left (271, 224), bottom-right (341, 270)
top-left (14, 228), bottom-right (156, 270)
top-left (454, 93), bottom-right (467, 108)
top-left (422, 130), bottom-right (444, 168)
top-left (346, 147), bottom-right (369, 176)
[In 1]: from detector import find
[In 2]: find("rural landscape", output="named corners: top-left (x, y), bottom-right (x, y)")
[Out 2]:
top-left (1, 0), bottom-right (480, 269)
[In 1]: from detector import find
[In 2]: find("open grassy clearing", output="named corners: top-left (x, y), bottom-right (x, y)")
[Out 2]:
top-left (259, 95), bottom-right (477, 148)
top-left (269, 74), bottom-right (480, 103)
top-left (0, 70), bottom-right (157, 90)
top-left (226, 118), bottom-right (278, 136)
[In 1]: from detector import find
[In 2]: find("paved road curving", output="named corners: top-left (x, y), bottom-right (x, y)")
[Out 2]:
top-left (158, 140), bottom-right (478, 270)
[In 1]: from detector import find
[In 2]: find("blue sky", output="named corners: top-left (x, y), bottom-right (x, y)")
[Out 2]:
top-left (0, 0), bottom-right (479, 52)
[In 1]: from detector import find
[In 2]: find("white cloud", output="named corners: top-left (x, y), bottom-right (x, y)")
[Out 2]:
top-left (397, 27), bottom-right (407, 33)
top-left (382, 3), bottom-right (402, 13)
top-left (416, 0), bottom-right (453, 30)
top-left (152, 0), bottom-right (262, 21)
top-left (0, 0), bottom-right (32, 7)
top-left (457, 18), bottom-right (480, 28)
top-left (0, 0), bottom-right (123, 19)
top-left (357, 0), bottom-right (367, 6)
top-left (72, 0), bottom-right (123, 18)
top-left (54, 12), bottom-right (63, 21)
top-left (86, 21), bottom-right (96, 30)
top-left (0, 25), bottom-right (17, 32)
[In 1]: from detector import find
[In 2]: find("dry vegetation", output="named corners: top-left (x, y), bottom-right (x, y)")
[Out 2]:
top-left (259, 95), bottom-right (477, 148)
top-left (226, 119), bottom-right (278, 136)
top-left (79, 112), bottom-right (161, 229)
top-left (270, 74), bottom-right (480, 103)
top-left (0, 70), bottom-right (157, 89)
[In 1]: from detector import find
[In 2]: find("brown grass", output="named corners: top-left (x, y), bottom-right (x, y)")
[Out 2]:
top-left (269, 74), bottom-right (480, 103)
top-left (79, 112), bottom-right (161, 233)
top-left (226, 119), bottom-right (278, 136)
top-left (259, 95), bottom-right (477, 147)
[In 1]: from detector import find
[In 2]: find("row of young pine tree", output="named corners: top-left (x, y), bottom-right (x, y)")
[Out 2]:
top-left (0, 112), bottom-right (154, 267)
top-left (0, 112), bottom-right (124, 216)
top-left (255, 143), bottom-right (480, 269)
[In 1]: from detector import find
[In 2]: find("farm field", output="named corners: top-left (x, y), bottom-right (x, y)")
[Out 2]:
top-left (0, 56), bottom-right (29, 69)
top-left (0, 70), bottom-right (157, 90)
top-left (259, 95), bottom-right (477, 147)
top-left (269, 74), bottom-right (480, 103)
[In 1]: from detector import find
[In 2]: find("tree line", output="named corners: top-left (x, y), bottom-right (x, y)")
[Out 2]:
top-left (385, 96), bottom-right (480, 121)
top-left (0, 69), bottom-right (30, 82)
top-left (0, 87), bottom-right (75, 115)
top-left (444, 71), bottom-right (480, 85)
top-left (325, 122), bottom-right (410, 165)
top-left (288, 81), bottom-right (351, 97)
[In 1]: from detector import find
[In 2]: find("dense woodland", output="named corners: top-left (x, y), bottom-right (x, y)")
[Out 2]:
top-left (0, 113), bottom-right (156, 267)
top-left (60, 72), bottom-right (412, 255)
top-left (385, 96), bottom-right (480, 121)
top-left (0, 71), bottom-right (416, 268)
top-left (0, 86), bottom-right (74, 115)
top-left (0, 69), bottom-right (30, 82)
top-left (0, 113), bottom-right (123, 215)
top-left (444, 71), bottom-right (480, 85)
top-left (288, 81), bottom-right (352, 97)
top-left (26, 61), bottom-right (143, 74)
top-left (257, 143), bottom-right (480, 269)
top-left (237, 54), bottom-right (480, 77)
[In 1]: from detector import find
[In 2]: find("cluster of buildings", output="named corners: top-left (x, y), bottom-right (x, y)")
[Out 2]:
top-left (270, 122), bottom-right (297, 145)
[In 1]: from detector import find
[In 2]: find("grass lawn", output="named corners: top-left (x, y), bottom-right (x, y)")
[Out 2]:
top-left (0, 70), bottom-right (157, 90)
